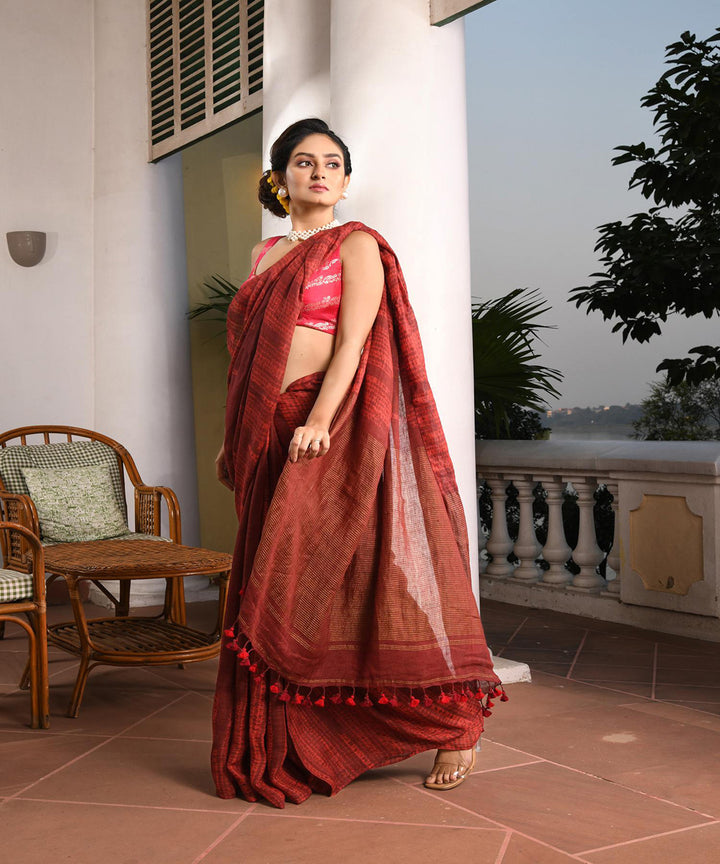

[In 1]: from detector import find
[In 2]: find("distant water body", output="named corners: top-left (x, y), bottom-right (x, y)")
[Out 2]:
top-left (549, 426), bottom-right (634, 441)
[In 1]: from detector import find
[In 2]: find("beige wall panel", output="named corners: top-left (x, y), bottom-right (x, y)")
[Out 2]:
top-left (182, 113), bottom-right (263, 553)
top-left (619, 476), bottom-right (720, 617)
top-left (629, 494), bottom-right (703, 595)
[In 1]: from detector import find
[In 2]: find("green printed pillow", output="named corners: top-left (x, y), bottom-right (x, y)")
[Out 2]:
top-left (21, 465), bottom-right (129, 543)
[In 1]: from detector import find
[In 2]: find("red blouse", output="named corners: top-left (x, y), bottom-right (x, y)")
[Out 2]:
top-left (252, 237), bottom-right (342, 335)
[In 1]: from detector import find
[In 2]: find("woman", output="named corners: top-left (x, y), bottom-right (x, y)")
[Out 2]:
top-left (211, 118), bottom-right (504, 809)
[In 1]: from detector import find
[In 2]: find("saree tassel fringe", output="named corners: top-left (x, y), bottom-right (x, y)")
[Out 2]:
top-left (223, 631), bottom-right (508, 711)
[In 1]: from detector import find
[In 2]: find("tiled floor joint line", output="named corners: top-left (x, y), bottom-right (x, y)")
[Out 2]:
top-left (565, 630), bottom-right (589, 680)
top-left (493, 830), bottom-right (512, 864)
top-left (655, 682), bottom-right (720, 690)
top-left (4, 692), bottom-right (188, 803)
top-left (651, 642), bottom-right (658, 701)
top-left (533, 670), bottom-right (655, 700)
top-left (0, 728), bottom-right (107, 738)
top-left (119, 734), bottom-right (211, 744)
top-left (17, 796), bottom-right (249, 816)
top-left (390, 775), bottom-right (592, 862)
top-left (143, 666), bottom-right (195, 690)
top-left (253, 811), bottom-right (505, 830)
top-left (577, 818), bottom-right (720, 855)
top-left (191, 805), bottom-right (257, 864)
top-left (533, 668), bottom-right (720, 718)
top-left (473, 759), bottom-right (545, 775)
top-left (483, 738), bottom-right (718, 820)
top-left (2, 659), bottom-right (80, 698)
top-left (142, 666), bottom-right (215, 700)
top-left (494, 616), bottom-right (529, 656)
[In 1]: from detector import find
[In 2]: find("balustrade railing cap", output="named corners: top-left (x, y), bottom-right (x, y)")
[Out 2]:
top-left (476, 440), bottom-right (720, 477)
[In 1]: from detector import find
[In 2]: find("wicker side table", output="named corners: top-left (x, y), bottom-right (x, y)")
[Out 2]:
top-left (43, 539), bottom-right (232, 717)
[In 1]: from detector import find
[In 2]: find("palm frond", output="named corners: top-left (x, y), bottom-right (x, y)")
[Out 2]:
top-left (472, 288), bottom-right (563, 433)
top-left (187, 275), bottom-right (240, 322)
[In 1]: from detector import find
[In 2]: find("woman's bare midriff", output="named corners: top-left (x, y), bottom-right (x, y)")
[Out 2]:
top-left (280, 325), bottom-right (335, 393)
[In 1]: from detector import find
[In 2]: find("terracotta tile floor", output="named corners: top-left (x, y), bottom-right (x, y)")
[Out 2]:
top-left (3, 598), bottom-right (720, 863)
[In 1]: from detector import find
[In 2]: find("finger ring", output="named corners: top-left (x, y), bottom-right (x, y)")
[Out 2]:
top-left (313, 439), bottom-right (322, 444)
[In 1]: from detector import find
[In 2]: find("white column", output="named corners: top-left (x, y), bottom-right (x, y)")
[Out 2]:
top-left (330, 0), bottom-right (480, 598)
top-left (261, 0), bottom-right (332, 237)
top-left (91, 0), bottom-right (201, 605)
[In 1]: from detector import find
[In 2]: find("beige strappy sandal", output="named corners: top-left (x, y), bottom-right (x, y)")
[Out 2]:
top-left (423, 748), bottom-right (477, 791)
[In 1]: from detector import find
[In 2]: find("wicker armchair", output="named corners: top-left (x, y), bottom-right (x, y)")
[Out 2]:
top-left (0, 425), bottom-right (183, 618)
top-left (0, 521), bottom-right (49, 728)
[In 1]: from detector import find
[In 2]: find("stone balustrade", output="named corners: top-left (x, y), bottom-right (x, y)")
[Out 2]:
top-left (476, 440), bottom-right (720, 642)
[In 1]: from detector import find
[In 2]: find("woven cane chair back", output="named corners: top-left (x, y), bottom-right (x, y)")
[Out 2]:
top-left (0, 426), bottom-right (142, 559)
top-left (0, 521), bottom-right (49, 728)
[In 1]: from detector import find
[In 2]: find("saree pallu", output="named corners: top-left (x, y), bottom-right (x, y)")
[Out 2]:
top-left (213, 373), bottom-right (483, 807)
top-left (212, 222), bottom-right (502, 807)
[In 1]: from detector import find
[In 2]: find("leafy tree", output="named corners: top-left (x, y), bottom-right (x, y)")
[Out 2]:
top-left (570, 29), bottom-right (720, 385)
top-left (474, 403), bottom-right (548, 440)
top-left (632, 377), bottom-right (720, 440)
top-left (472, 288), bottom-right (562, 437)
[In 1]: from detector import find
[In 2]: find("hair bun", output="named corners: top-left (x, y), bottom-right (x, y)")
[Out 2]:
top-left (258, 169), bottom-right (288, 218)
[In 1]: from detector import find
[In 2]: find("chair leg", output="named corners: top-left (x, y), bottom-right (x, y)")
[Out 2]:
top-left (118, 580), bottom-right (131, 617)
top-left (19, 655), bottom-right (31, 690)
top-left (3, 615), bottom-right (43, 729)
top-left (35, 609), bottom-right (50, 728)
top-left (67, 654), bottom-right (91, 719)
top-left (173, 578), bottom-right (187, 626)
top-left (26, 630), bottom-right (40, 729)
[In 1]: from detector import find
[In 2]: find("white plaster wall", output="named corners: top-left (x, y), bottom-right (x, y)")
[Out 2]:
top-left (1, 0), bottom-right (200, 607)
top-left (261, 0), bottom-right (332, 237)
top-left (0, 0), bottom-right (94, 429)
top-left (93, 0), bottom-right (199, 548)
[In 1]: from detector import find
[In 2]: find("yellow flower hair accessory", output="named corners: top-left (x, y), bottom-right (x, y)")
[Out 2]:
top-left (266, 173), bottom-right (290, 213)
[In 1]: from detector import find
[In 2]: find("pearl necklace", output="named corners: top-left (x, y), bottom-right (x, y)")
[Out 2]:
top-left (287, 219), bottom-right (340, 242)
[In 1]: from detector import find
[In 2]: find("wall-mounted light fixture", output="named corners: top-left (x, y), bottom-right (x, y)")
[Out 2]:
top-left (6, 231), bottom-right (47, 267)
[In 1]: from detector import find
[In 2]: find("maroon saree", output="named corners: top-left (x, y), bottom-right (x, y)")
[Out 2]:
top-left (212, 222), bottom-right (502, 807)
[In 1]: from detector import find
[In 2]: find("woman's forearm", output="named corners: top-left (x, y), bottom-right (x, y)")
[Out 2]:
top-left (305, 342), bottom-right (363, 429)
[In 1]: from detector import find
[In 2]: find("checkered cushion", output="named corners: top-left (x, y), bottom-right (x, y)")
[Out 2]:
top-left (42, 532), bottom-right (170, 547)
top-left (0, 441), bottom-right (127, 520)
top-left (0, 570), bottom-right (34, 602)
top-left (113, 533), bottom-right (171, 542)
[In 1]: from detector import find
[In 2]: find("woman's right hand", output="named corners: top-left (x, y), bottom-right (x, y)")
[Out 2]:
top-left (215, 444), bottom-right (233, 490)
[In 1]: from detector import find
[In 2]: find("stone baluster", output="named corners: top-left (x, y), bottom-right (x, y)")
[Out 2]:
top-left (568, 477), bottom-right (606, 591)
top-left (483, 473), bottom-right (514, 579)
top-left (507, 474), bottom-right (540, 582)
top-left (537, 476), bottom-right (572, 585)
top-left (604, 480), bottom-right (621, 594)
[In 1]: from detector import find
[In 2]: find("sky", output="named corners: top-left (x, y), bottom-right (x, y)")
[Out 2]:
top-left (464, 0), bottom-right (719, 409)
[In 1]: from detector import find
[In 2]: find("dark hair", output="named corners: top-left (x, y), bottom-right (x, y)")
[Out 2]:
top-left (258, 118), bottom-right (352, 218)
